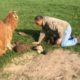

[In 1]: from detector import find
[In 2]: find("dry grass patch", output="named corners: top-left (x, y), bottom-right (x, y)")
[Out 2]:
top-left (0, 49), bottom-right (80, 80)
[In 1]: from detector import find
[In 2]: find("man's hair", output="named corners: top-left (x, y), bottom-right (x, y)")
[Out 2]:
top-left (34, 16), bottom-right (43, 21)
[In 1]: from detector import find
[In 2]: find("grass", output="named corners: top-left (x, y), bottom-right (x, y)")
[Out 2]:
top-left (0, 0), bottom-right (80, 68)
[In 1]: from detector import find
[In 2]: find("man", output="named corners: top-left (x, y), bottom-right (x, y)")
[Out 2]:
top-left (33, 16), bottom-right (80, 47)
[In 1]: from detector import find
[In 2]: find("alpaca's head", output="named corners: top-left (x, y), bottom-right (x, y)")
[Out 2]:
top-left (3, 11), bottom-right (18, 30)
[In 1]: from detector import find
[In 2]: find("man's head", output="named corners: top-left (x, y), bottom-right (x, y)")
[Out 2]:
top-left (34, 16), bottom-right (43, 26)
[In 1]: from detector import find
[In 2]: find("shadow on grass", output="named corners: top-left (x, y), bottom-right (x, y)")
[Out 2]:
top-left (16, 29), bottom-right (40, 41)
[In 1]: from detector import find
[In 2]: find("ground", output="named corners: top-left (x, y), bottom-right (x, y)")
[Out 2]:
top-left (0, 0), bottom-right (80, 80)
top-left (0, 49), bottom-right (80, 80)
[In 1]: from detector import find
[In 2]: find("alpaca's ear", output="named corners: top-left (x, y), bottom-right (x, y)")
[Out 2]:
top-left (13, 11), bottom-right (16, 13)
top-left (9, 10), bottom-right (13, 13)
top-left (9, 10), bottom-right (16, 14)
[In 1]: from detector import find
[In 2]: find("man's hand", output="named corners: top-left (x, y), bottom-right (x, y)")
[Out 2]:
top-left (56, 38), bottom-right (62, 47)
top-left (32, 42), bottom-right (40, 45)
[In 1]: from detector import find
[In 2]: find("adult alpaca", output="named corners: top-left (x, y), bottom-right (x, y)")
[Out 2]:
top-left (0, 11), bottom-right (18, 55)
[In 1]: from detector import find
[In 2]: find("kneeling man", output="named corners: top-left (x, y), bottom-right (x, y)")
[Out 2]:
top-left (33, 16), bottom-right (80, 47)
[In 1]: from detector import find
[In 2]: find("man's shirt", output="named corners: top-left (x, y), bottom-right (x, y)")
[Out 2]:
top-left (38, 16), bottom-right (70, 43)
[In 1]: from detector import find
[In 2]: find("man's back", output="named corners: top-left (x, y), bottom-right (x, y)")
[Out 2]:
top-left (43, 16), bottom-right (70, 38)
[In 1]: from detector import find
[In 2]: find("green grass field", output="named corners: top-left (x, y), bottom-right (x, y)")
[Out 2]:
top-left (0, 0), bottom-right (80, 68)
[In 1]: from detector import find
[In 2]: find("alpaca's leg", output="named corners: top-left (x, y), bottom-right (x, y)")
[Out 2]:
top-left (7, 43), bottom-right (12, 50)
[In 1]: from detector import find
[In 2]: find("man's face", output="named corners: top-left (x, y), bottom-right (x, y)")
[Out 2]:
top-left (35, 19), bottom-right (43, 27)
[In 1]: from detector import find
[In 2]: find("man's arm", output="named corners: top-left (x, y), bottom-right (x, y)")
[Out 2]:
top-left (32, 32), bottom-right (45, 45)
top-left (38, 32), bottom-right (45, 44)
top-left (56, 38), bottom-right (62, 46)
top-left (56, 32), bottom-right (63, 46)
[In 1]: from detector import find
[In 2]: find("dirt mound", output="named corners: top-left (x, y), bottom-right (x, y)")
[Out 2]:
top-left (1, 49), bottom-right (80, 80)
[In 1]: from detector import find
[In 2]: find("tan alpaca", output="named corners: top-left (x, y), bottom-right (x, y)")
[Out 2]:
top-left (0, 11), bottom-right (18, 55)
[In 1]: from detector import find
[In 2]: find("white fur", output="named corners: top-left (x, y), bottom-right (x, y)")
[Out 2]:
top-left (36, 45), bottom-right (44, 53)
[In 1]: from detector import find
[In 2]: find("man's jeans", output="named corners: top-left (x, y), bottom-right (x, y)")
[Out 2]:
top-left (61, 25), bottom-right (78, 47)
